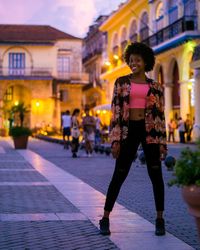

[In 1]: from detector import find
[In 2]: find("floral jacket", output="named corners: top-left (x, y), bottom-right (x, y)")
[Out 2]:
top-left (109, 74), bottom-right (167, 147)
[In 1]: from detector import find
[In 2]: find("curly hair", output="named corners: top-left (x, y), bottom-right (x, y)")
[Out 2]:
top-left (124, 42), bottom-right (155, 72)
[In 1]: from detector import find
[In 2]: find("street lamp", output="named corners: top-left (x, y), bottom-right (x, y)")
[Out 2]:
top-left (36, 101), bottom-right (40, 107)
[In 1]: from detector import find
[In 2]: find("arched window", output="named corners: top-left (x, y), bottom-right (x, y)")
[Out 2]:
top-left (129, 20), bottom-right (137, 42)
top-left (112, 33), bottom-right (119, 56)
top-left (168, 0), bottom-right (178, 24)
top-left (140, 12), bottom-right (149, 41)
top-left (156, 2), bottom-right (164, 31)
top-left (156, 2), bottom-right (163, 20)
top-left (120, 27), bottom-right (127, 54)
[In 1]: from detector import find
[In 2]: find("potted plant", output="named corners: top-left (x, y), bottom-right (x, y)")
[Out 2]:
top-left (168, 141), bottom-right (200, 238)
top-left (10, 126), bottom-right (32, 149)
top-left (9, 102), bottom-right (31, 149)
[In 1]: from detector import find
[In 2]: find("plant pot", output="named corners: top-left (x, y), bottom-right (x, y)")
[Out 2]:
top-left (13, 135), bottom-right (29, 149)
top-left (0, 128), bottom-right (7, 137)
top-left (182, 185), bottom-right (200, 238)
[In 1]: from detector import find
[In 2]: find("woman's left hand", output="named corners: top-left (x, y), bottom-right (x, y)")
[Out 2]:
top-left (160, 144), bottom-right (167, 160)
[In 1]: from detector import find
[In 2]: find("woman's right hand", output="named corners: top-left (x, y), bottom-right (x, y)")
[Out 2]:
top-left (111, 141), bottom-right (120, 159)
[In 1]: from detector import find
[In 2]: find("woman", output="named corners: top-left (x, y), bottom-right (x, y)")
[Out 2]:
top-left (71, 108), bottom-right (80, 158)
top-left (99, 42), bottom-right (167, 236)
top-left (82, 107), bottom-right (96, 157)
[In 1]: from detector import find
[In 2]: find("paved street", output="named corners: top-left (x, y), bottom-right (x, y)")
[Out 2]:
top-left (0, 138), bottom-right (199, 249)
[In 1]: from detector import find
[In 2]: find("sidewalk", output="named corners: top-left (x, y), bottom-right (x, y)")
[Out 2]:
top-left (0, 138), bottom-right (197, 250)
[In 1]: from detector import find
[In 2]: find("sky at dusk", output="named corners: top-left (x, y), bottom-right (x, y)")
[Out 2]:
top-left (0, 0), bottom-right (126, 38)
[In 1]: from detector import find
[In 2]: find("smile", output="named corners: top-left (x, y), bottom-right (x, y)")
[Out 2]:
top-left (132, 66), bottom-right (137, 71)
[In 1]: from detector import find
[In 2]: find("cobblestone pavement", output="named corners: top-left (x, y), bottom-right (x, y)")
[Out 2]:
top-left (27, 138), bottom-right (200, 250)
top-left (0, 140), bottom-right (119, 250)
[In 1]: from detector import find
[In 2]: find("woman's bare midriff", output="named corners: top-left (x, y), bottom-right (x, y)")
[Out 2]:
top-left (129, 108), bottom-right (145, 120)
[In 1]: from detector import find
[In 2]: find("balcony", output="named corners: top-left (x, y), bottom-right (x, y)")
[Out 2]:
top-left (142, 15), bottom-right (198, 52)
top-left (0, 67), bottom-right (52, 79)
top-left (82, 48), bottom-right (103, 63)
top-left (55, 72), bottom-right (89, 82)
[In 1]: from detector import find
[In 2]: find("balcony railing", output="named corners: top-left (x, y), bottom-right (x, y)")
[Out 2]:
top-left (0, 67), bottom-right (89, 82)
top-left (142, 15), bottom-right (197, 47)
top-left (56, 72), bottom-right (89, 82)
top-left (0, 67), bottom-right (52, 77)
top-left (82, 48), bottom-right (103, 63)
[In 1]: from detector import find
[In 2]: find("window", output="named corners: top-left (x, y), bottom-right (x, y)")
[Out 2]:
top-left (60, 90), bottom-right (68, 102)
top-left (184, 0), bottom-right (196, 16)
top-left (156, 2), bottom-right (164, 20)
top-left (9, 53), bottom-right (25, 75)
top-left (156, 2), bottom-right (164, 31)
top-left (168, 0), bottom-right (178, 24)
top-left (129, 20), bottom-right (137, 42)
top-left (121, 27), bottom-right (127, 55)
top-left (57, 55), bottom-right (70, 78)
top-left (112, 33), bottom-right (119, 55)
top-left (140, 12), bottom-right (149, 41)
top-left (183, 0), bottom-right (197, 30)
top-left (4, 87), bottom-right (13, 101)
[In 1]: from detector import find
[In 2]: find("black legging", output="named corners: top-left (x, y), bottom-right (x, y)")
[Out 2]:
top-left (71, 137), bottom-right (79, 153)
top-left (104, 119), bottom-right (164, 212)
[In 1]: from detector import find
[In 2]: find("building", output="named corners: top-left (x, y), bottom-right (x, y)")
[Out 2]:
top-left (82, 15), bottom-right (108, 109)
top-left (99, 0), bottom-right (149, 103)
top-left (82, 15), bottom-right (111, 125)
top-left (0, 24), bottom-right (88, 133)
top-left (99, 0), bottom-right (200, 139)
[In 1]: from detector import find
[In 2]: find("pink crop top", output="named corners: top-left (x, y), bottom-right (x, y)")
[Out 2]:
top-left (129, 82), bottom-right (149, 108)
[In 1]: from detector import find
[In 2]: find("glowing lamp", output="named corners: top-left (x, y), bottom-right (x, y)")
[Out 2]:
top-left (113, 54), bottom-right (119, 60)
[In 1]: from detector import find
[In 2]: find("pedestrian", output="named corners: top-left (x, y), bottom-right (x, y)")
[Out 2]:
top-left (185, 114), bottom-right (192, 142)
top-left (61, 110), bottom-right (71, 149)
top-left (95, 114), bottom-right (102, 145)
top-left (71, 109), bottom-right (80, 158)
top-left (167, 119), bottom-right (176, 142)
top-left (82, 107), bottom-right (96, 157)
top-left (99, 42), bottom-right (167, 236)
top-left (177, 117), bottom-right (185, 143)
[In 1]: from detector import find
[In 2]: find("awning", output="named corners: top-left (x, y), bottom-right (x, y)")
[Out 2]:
top-left (93, 104), bottom-right (111, 111)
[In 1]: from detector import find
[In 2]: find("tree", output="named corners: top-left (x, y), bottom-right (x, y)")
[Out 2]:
top-left (11, 102), bottom-right (30, 127)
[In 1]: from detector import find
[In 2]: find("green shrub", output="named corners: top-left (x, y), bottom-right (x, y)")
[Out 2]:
top-left (168, 141), bottom-right (200, 187)
top-left (10, 126), bottom-right (32, 137)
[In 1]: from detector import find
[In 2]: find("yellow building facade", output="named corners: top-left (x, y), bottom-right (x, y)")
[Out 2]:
top-left (100, 0), bottom-right (200, 139)
top-left (100, 0), bottom-right (149, 102)
top-left (0, 25), bottom-right (88, 134)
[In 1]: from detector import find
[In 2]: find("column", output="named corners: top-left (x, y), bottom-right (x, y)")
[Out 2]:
top-left (179, 80), bottom-right (190, 119)
top-left (193, 69), bottom-right (200, 140)
top-left (164, 82), bottom-right (173, 124)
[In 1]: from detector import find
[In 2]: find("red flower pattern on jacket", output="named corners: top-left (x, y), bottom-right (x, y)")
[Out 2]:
top-left (109, 74), bottom-right (167, 147)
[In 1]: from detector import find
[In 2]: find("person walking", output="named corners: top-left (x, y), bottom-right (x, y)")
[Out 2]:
top-left (82, 107), bottom-right (96, 157)
top-left (99, 42), bottom-right (167, 236)
top-left (168, 119), bottom-right (176, 142)
top-left (185, 114), bottom-right (192, 142)
top-left (71, 109), bottom-right (80, 158)
top-left (95, 114), bottom-right (102, 145)
top-left (177, 117), bottom-right (186, 143)
top-left (61, 110), bottom-right (71, 149)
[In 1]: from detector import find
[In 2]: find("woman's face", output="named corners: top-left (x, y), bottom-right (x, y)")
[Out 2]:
top-left (128, 54), bottom-right (145, 74)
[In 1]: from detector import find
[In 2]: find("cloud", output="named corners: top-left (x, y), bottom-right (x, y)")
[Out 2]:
top-left (0, 0), bottom-right (126, 37)
top-left (46, 0), bottom-right (97, 37)
top-left (0, 0), bottom-right (44, 23)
